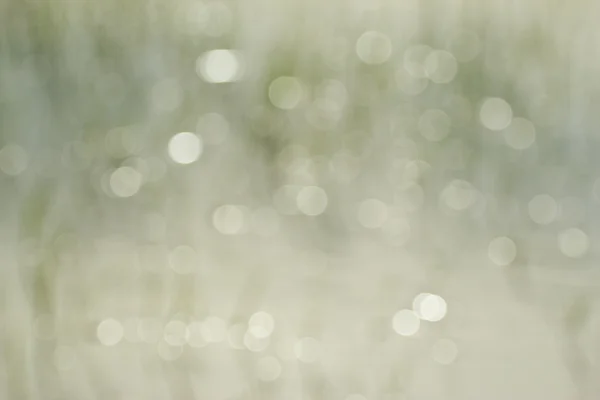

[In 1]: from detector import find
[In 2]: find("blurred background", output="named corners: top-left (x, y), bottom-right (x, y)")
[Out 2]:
top-left (2, 0), bottom-right (600, 399)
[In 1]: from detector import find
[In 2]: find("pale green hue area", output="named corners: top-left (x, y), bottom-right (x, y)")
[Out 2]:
top-left (1, 0), bottom-right (600, 399)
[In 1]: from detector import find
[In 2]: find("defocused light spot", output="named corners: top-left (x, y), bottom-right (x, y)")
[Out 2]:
top-left (306, 98), bottom-right (344, 130)
top-left (244, 330), bottom-right (271, 352)
top-left (197, 112), bottom-right (229, 145)
top-left (424, 50), bottom-right (458, 83)
top-left (558, 228), bottom-right (589, 258)
top-left (122, 157), bottom-right (149, 182)
top-left (109, 166), bottom-right (142, 198)
top-left (441, 180), bottom-right (477, 211)
top-left (419, 109), bottom-right (451, 142)
top-left (248, 311), bottom-right (275, 338)
top-left (200, 316), bottom-right (227, 343)
top-left (0, 144), bottom-right (28, 176)
top-left (269, 76), bottom-right (304, 110)
top-left (250, 207), bottom-right (280, 237)
top-left (402, 159), bottom-right (431, 182)
top-left (315, 79), bottom-right (348, 107)
top-left (168, 245), bottom-right (198, 274)
top-left (431, 339), bottom-right (458, 364)
top-left (157, 341), bottom-right (183, 361)
top-left (404, 45), bottom-right (432, 78)
top-left (528, 194), bottom-right (557, 225)
top-left (164, 320), bottom-right (189, 346)
top-left (358, 199), bottom-right (389, 229)
top-left (480, 97), bottom-right (513, 131)
top-left (187, 321), bottom-right (208, 348)
top-left (213, 204), bottom-right (247, 235)
top-left (196, 50), bottom-right (243, 83)
top-left (449, 29), bottom-right (481, 62)
top-left (488, 236), bottom-right (517, 266)
top-left (355, 31), bottom-right (392, 64)
top-left (284, 155), bottom-right (316, 183)
top-left (294, 337), bottom-right (321, 363)
top-left (54, 346), bottom-right (76, 371)
top-left (296, 186), bottom-right (328, 216)
top-left (395, 67), bottom-right (429, 95)
top-left (504, 117), bottom-right (536, 150)
top-left (256, 356), bottom-right (282, 381)
top-left (168, 132), bottom-right (203, 164)
top-left (412, 293), bottom-right (447, 322)
top-left (151, 77), bottom-right (182, 112)
top-left (392, 309), bottom-right (420, 336)
top-left (97, 318), bottom-right (124, 346)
